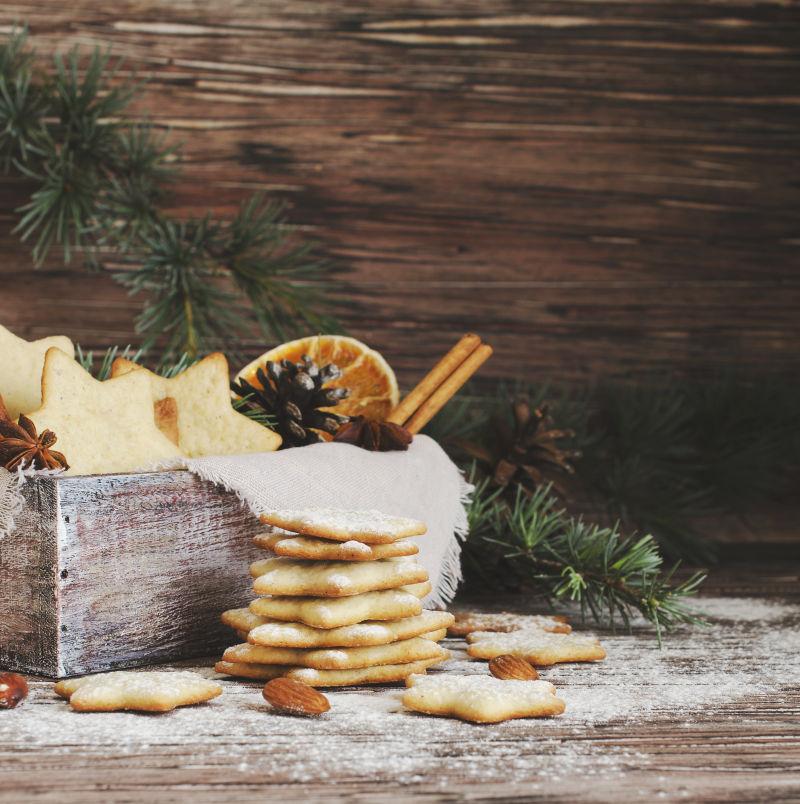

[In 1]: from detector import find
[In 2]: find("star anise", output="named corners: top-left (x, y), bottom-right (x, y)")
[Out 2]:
top-left (0, 404), bottom-right (69, 472)
top-left (333, 416), bottom-right (412, 452)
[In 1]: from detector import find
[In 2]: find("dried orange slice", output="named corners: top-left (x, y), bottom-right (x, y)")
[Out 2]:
top-left (236, 335), bottom-right (399, 421)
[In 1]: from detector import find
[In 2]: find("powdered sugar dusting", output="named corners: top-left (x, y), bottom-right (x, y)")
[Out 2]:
top-left (340, 540), bottom-right (371, 555)
top-left (1, 594), bottom-right (797, 788)
top-left (262, 507), bottom-right (426, 540)
top-left (450, 610), bottom-right (570, 634)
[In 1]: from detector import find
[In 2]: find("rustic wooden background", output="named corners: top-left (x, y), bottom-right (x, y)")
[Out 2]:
top-left (0, 1), bottom-right (798, 387)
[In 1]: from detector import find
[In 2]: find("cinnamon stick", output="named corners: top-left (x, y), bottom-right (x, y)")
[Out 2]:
top-left (387, 333), bottom-right (481, 426)
top-left (404, 343), bottom-right (493, 434)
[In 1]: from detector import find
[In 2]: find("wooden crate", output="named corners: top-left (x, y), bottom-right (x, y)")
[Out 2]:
top-left (0, 471), bottom-right (259, 678)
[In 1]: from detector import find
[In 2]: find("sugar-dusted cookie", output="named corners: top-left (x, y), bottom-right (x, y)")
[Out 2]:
top-left (54, 671), bottom-right (222, 713)
top-left (289, 657), bottom-right (445, 687)
top-left (111, 353), bottom-right (281, 457)
top-left (403, 674), bottom-right (565, 723)
top-left (259, 508), bottom-right (426, 545)
top-left (249, 556), bottom-right (429, 598)
top-left (250, 585), bottom-right (426, 629)
top-left (223, 637), bottom-right (449, 671)
top-left (214, 661), bottom-right (286, 680)
top-left (404, 581), bottom-right (432, 599)
top-left (221, 607), bottom-right (267, 635)
top-left (254, 531), bottom-right (419, 562)
top-left (248, 610), bottom-right (454, 648)
top-left (27, 348), bottom-right (183, 476)
top-left (0, 324), bottom-right (74, 418)
top-left (466, 629), bottom-right (606, 666)
top-left (214, 656), bottom-right (444, 686)
top-left (448, 611), bottom-right (571, 637)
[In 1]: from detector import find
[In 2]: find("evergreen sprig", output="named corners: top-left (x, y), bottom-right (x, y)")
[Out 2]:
top-left (430, 376), bottom-right (800, 562)
top-left (0, 28), bottom-right (340, 360)
top-left (466, 476), bottom-right (706, 640)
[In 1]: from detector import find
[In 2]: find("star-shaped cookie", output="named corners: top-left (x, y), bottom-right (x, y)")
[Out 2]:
top-left (0, 323), bottom-right (74, 418)
top-left (466, 629), bottom-right (606, 665)
top-left (403, 674), bottom-right (566, 723)
top-left (448, 610), bottom-right (571, 637)
top-left (55, 670), bottom-right (222, 712)
top-left (111, 352), bottom-right (281, 457)
top-left (27, 347), bottom-right (183, 476)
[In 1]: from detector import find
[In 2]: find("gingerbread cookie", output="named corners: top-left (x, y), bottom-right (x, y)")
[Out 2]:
top-left (259, 508), bottom-right (426, 545)
top-left (111, 353), bottom-right (281, 457)
top-left (215, 656), bottom-right (444, 686)
top-left (54, 671), bottom-right (222, 713)
top-left (223, 636), bottom-right (449, 671)
top-left (248, 610), bottom-right (454, 648)
top-left (403, 674), bottom-right (565, 723)
top-left (0, 324), bottom-right (74, 419)
top-left (448, 611), bottom-right (571, 637)
top-left (288, 657), bottom-right (445, 687)
top-left (249, 586), bottom-right (426, 629)
top-left (250, 556), bottom-right (429, 597)
top-left (221, 607), bottom-right (267, 634)
top-left (214, 661), bottom-right (285, 681)
top-left (254, 531), bottom-right (419, 562)
top-left (28, 348), bottom-right (182, 475)
top-left (466, 629), bottom-right (606, 665)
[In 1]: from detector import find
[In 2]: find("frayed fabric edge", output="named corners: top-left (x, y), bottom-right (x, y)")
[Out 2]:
top-left (425, 471), bottom-right (473, 608)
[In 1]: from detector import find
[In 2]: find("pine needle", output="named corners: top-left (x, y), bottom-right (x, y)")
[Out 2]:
top-left (467, 476), bottom-right (706, 640)
top-left (0, 28), bottom-right (341, 359)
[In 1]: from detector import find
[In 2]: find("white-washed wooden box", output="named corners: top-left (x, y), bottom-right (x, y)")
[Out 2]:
top-left (0, 471), bottom-right (259, 678)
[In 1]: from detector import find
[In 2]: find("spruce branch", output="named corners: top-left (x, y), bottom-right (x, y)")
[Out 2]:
top-left (115, 197), bottom-right (338, 360)
top-left (11, 45), bottom-right (136, 264)
top-left (223, 194), bottom-right (342, 342)
top-left (0, 29), bottom-right (47, 170)
top-left (434, 375), bottom-right (800, 563)
top-left (1, 27), bottom-right (342, 359)
top-left (466, 476), bottom-right (706, 640)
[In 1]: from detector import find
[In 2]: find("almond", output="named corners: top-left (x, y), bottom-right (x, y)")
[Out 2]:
top-left (0, 672), bottom-right (29, 709)
top-left (488, 654), bottom-right (539, 681)
top-left (263, 677), bottom-right (330, 716)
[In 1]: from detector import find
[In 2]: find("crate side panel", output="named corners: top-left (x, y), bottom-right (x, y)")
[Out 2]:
top-left (0, 476), bottom-right (59, 675)
top-left (57, 471), bottom-right (260, 677)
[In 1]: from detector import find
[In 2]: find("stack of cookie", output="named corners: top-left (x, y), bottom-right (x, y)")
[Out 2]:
top-left (215, 508), bottom-right (453, 687)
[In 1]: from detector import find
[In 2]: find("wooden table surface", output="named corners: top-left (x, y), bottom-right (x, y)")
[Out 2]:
top-left (0, 563), bottom-right (798, 803)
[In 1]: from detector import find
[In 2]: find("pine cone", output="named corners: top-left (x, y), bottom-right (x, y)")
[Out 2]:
top-left (0, 397), bottom-right (69, 472)
top-left (231, 355), bottom-right (350, 448)
top-left (459, 397), bottom-right (579, 496)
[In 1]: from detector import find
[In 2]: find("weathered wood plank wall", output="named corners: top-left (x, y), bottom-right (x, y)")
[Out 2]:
top-left (0, 1), bottom-right (798, 386)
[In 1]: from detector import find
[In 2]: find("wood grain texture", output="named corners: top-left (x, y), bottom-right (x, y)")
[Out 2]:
top-left (0, 1), bottom-right (798, 385)
top-left (0, 471), bottom-right (261, 677)
top-left (0, 478), bottom-right (59, 675)
top-left (0, 564), bottom-right (797, 803)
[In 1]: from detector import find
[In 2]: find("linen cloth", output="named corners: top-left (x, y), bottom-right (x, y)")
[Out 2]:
top-left (181, 435), bottom-right (471, 607)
